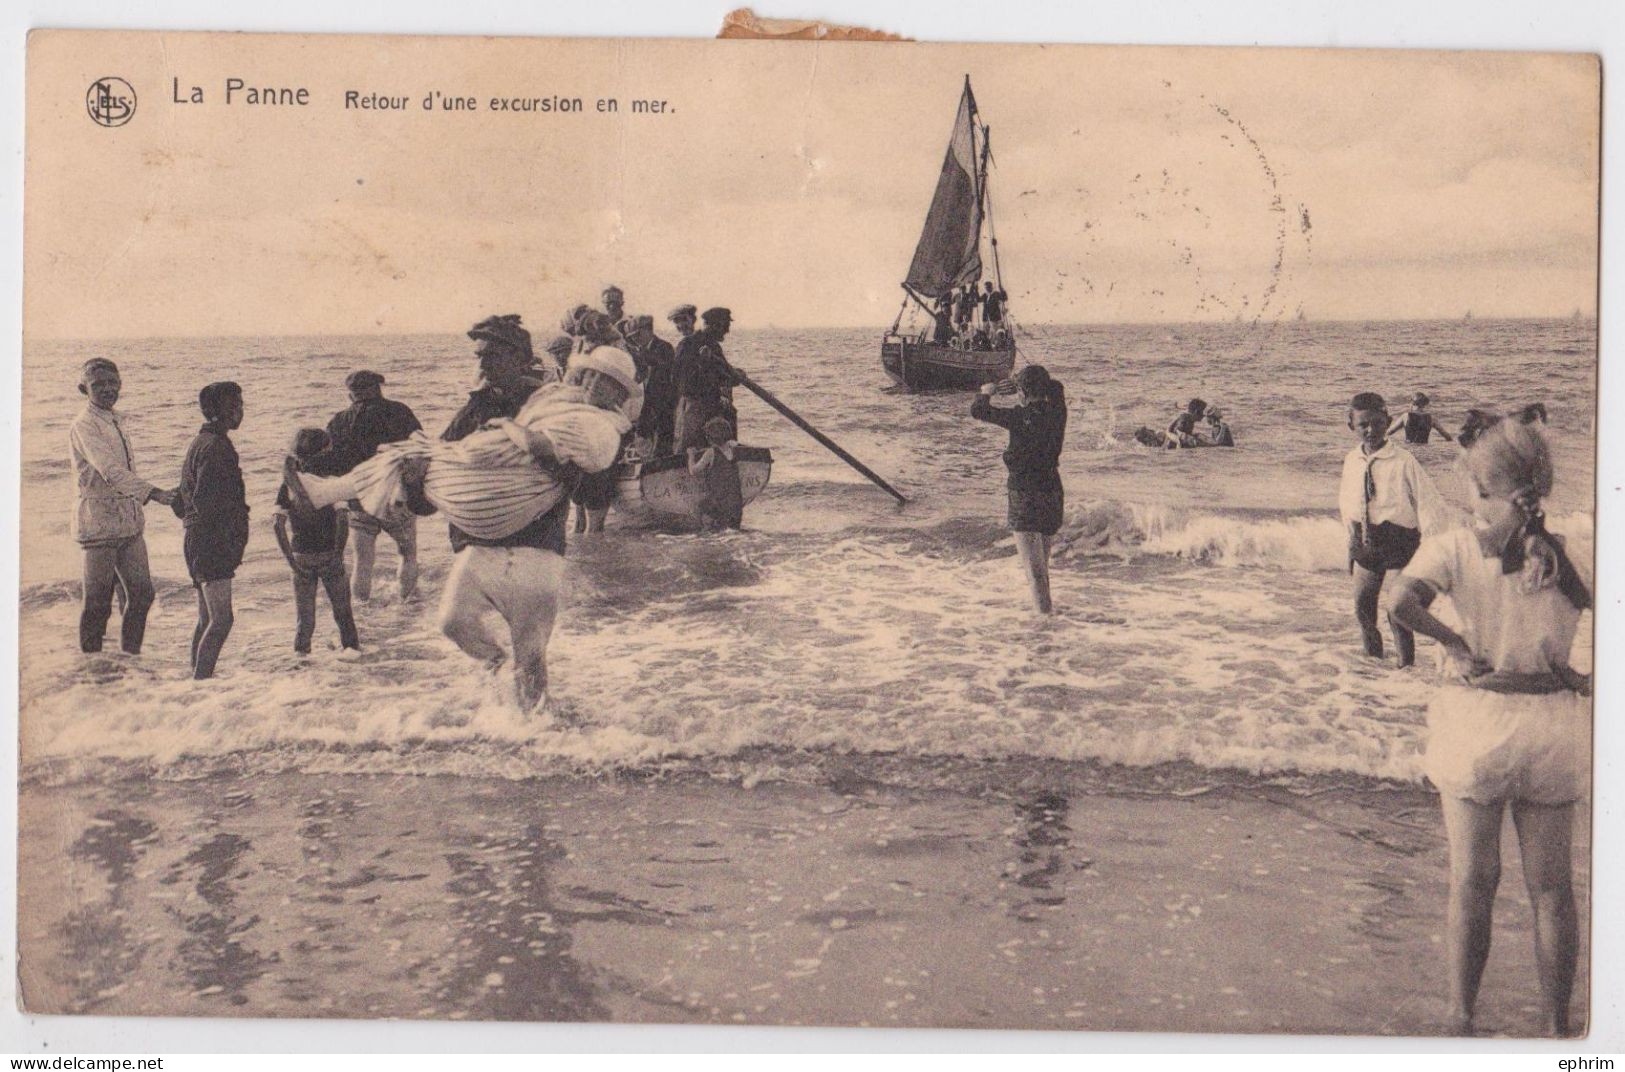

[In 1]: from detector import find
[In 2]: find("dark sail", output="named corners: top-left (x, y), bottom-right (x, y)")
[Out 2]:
top-left (904, 80), bottom-right (983, 300)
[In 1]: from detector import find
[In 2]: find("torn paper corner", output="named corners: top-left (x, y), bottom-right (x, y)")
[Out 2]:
top-left (717, 8), bottom-right (910, 41)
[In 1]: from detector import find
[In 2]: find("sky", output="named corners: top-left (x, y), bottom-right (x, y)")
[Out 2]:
top-left (23, 32), bottom-right (1601, 336)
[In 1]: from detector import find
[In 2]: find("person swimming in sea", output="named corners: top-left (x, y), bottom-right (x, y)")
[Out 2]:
top-left (1389, 392), bottom-right (1456, 445)
top-left (282, 346), bottom-right (642, 542)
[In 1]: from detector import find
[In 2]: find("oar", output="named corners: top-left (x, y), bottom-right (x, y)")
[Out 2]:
top-left (733, 372), bottom-right (908, 504)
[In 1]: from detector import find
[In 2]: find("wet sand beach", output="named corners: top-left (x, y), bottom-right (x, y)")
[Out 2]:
top-left (18, 767), bottom-right (1588, 1036)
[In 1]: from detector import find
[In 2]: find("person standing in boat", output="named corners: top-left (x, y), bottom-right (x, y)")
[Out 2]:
top-left (628, 315), bottom-right (679, 456)
top-left (668, 303), bottom-right (698, 343)
top-left (955, 283), bottom-right (978, 334)
top-left (981, 281), bottom-right (1008, 327)
top-left (601, 285), bottom-right (627, 334)
top-left (674, 307), bottom-right (742, 452)
top-left (973, 365), bottom-right (1068, 614)
top-left (326, 370), bottom-right (423, 603)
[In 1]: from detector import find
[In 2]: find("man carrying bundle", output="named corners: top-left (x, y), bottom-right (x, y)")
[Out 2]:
top-left (284, 316), bottom-right (641, 712)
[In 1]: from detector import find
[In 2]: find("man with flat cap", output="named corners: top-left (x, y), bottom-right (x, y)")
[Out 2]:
top-left (434, 314), bottom-right (579, 690)
top-left (673, 307), bottom-right (742, 452)
top-left (326, 369), bottom-right (424, 602)
top-left (543, 335), bottom-right (573, 382)
top-left (68, 358), bottom-right (177, 655)
top-left (668, 304), bottom-right (698, 342)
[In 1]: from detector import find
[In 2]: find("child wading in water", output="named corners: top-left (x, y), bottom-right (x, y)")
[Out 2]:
top-left (1391, 415), bottom-right (1591, 1036)
top-left (274, 428), bottom-right (360, 655)
top-left (972, 364), bottom-right (1067, 614)
top-left (1389, 392), bottom-right (1456, 446)
top-left (686, 416), bottom-right (744, 530)
top-left (1339, 391), bottom-right (1445, 665)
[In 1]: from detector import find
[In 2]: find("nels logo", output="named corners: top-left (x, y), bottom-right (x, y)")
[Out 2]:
top-left (86, 77), bottom-right (136, 127)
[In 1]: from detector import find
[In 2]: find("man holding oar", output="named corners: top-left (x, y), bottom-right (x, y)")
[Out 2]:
top-left (674, 307), bottom-right (745, 452)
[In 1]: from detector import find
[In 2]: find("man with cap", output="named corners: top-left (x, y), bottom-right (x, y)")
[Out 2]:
top-left (68, 358), bottom-right (178, 655)
top-left (667, 304), bottom-right (698, 342)
top-left (543, 335), bottom-right (573, 382)
top-left (326, 369), bottom-right (424, 602)
top-left (433, 313), bottom-right (569, 707)
top-left (627, 315), bottom-right (679, 455)
top-left (434, 341), bottom-right (641, 711)
top-left (673, 307), bottom-right (742, 452)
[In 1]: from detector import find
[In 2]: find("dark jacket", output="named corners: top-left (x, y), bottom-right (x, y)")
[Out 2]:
top-left (440, 381), bottom-right (570, 555)
top-left (637, 336), bottom-right (680, 441)
top-left (326, 397), bottom-right (422, 471)
top-left (971, 394), bottom-right (1067, 490)
top-left (176, 422), bottom-right (250, 543)
top-left (674, 331), bottom-right (737, 403)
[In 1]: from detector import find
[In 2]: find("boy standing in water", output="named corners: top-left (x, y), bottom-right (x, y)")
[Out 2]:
top-left (686, 416), bottom-right (744, 530)
top-left (177, 382), bottom-right (249, 679)
top-left (1388, 392), bottom-right (1456, 445)
top-left (1338, 391), bottom-right (1442, 666)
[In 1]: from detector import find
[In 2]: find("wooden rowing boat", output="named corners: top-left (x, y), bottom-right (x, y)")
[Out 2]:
top-left (609, 446), bottom-right (773, 526)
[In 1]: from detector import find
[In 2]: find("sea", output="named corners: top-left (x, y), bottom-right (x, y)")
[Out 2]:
top-left (18, 319), bottom-right (1597, 793)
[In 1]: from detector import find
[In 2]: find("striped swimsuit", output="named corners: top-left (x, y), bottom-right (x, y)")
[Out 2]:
top-left (297, 387), bottom-right (628, 541)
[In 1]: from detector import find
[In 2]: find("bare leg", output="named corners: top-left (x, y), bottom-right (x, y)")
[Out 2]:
top-left (391, 517), bottom-right (419, 601)
top-left (1388, 599), bottom-right (1417, 667)
top-left (1352, 562), bottom-right (1386, 658)
top-left (1440, 795), bottom-right (1505, 1035)
top-left (583, 507), bottom-right (609, 534)
top-left (192, 579), bottom-right (235, 679)
top-left (1014, 531), bottom-right (1053, 614)
top-left (190, 585), bottom-right (207, 671)
top-left (1512, 801), bottom-right (1578, 1036)
top-left (112, 535), bottom-right (155, 654)
top-left (350, 523), bottom-right (378, 603)
top-left (291, 561), bottom-right (318, 654)
top-left (504, 550), bottom-right (563, 712)
top-left (436, 549), bottom-right (507, 669)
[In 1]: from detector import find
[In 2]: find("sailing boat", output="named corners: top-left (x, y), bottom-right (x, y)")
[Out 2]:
top-left (881, 77), bottom-right (1016, 391)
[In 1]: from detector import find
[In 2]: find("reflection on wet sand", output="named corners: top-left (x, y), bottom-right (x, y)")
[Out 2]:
top-left (17, 770), bottom-right (1589, 1036)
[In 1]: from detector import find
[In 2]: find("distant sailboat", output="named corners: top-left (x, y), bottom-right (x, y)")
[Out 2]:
top-left (1463, 310), bottom-right (1474, 321)
top-left (1296, 308), bottom-right (1306, 323)
top-left (880, 77), bottom-right (1016, 391)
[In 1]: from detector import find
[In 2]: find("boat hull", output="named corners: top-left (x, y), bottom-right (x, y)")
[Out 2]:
top-left (880, 337), bottom-right (1015, 391)
top-left (609, 446), bottom-right (773, 527)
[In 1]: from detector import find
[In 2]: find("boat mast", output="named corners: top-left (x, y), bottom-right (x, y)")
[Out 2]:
top-left (980, 126), bottom-right (1005, 294)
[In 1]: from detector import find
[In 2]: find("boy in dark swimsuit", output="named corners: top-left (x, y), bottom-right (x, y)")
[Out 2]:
top-left (274, 428), bottom-right (360, 656)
